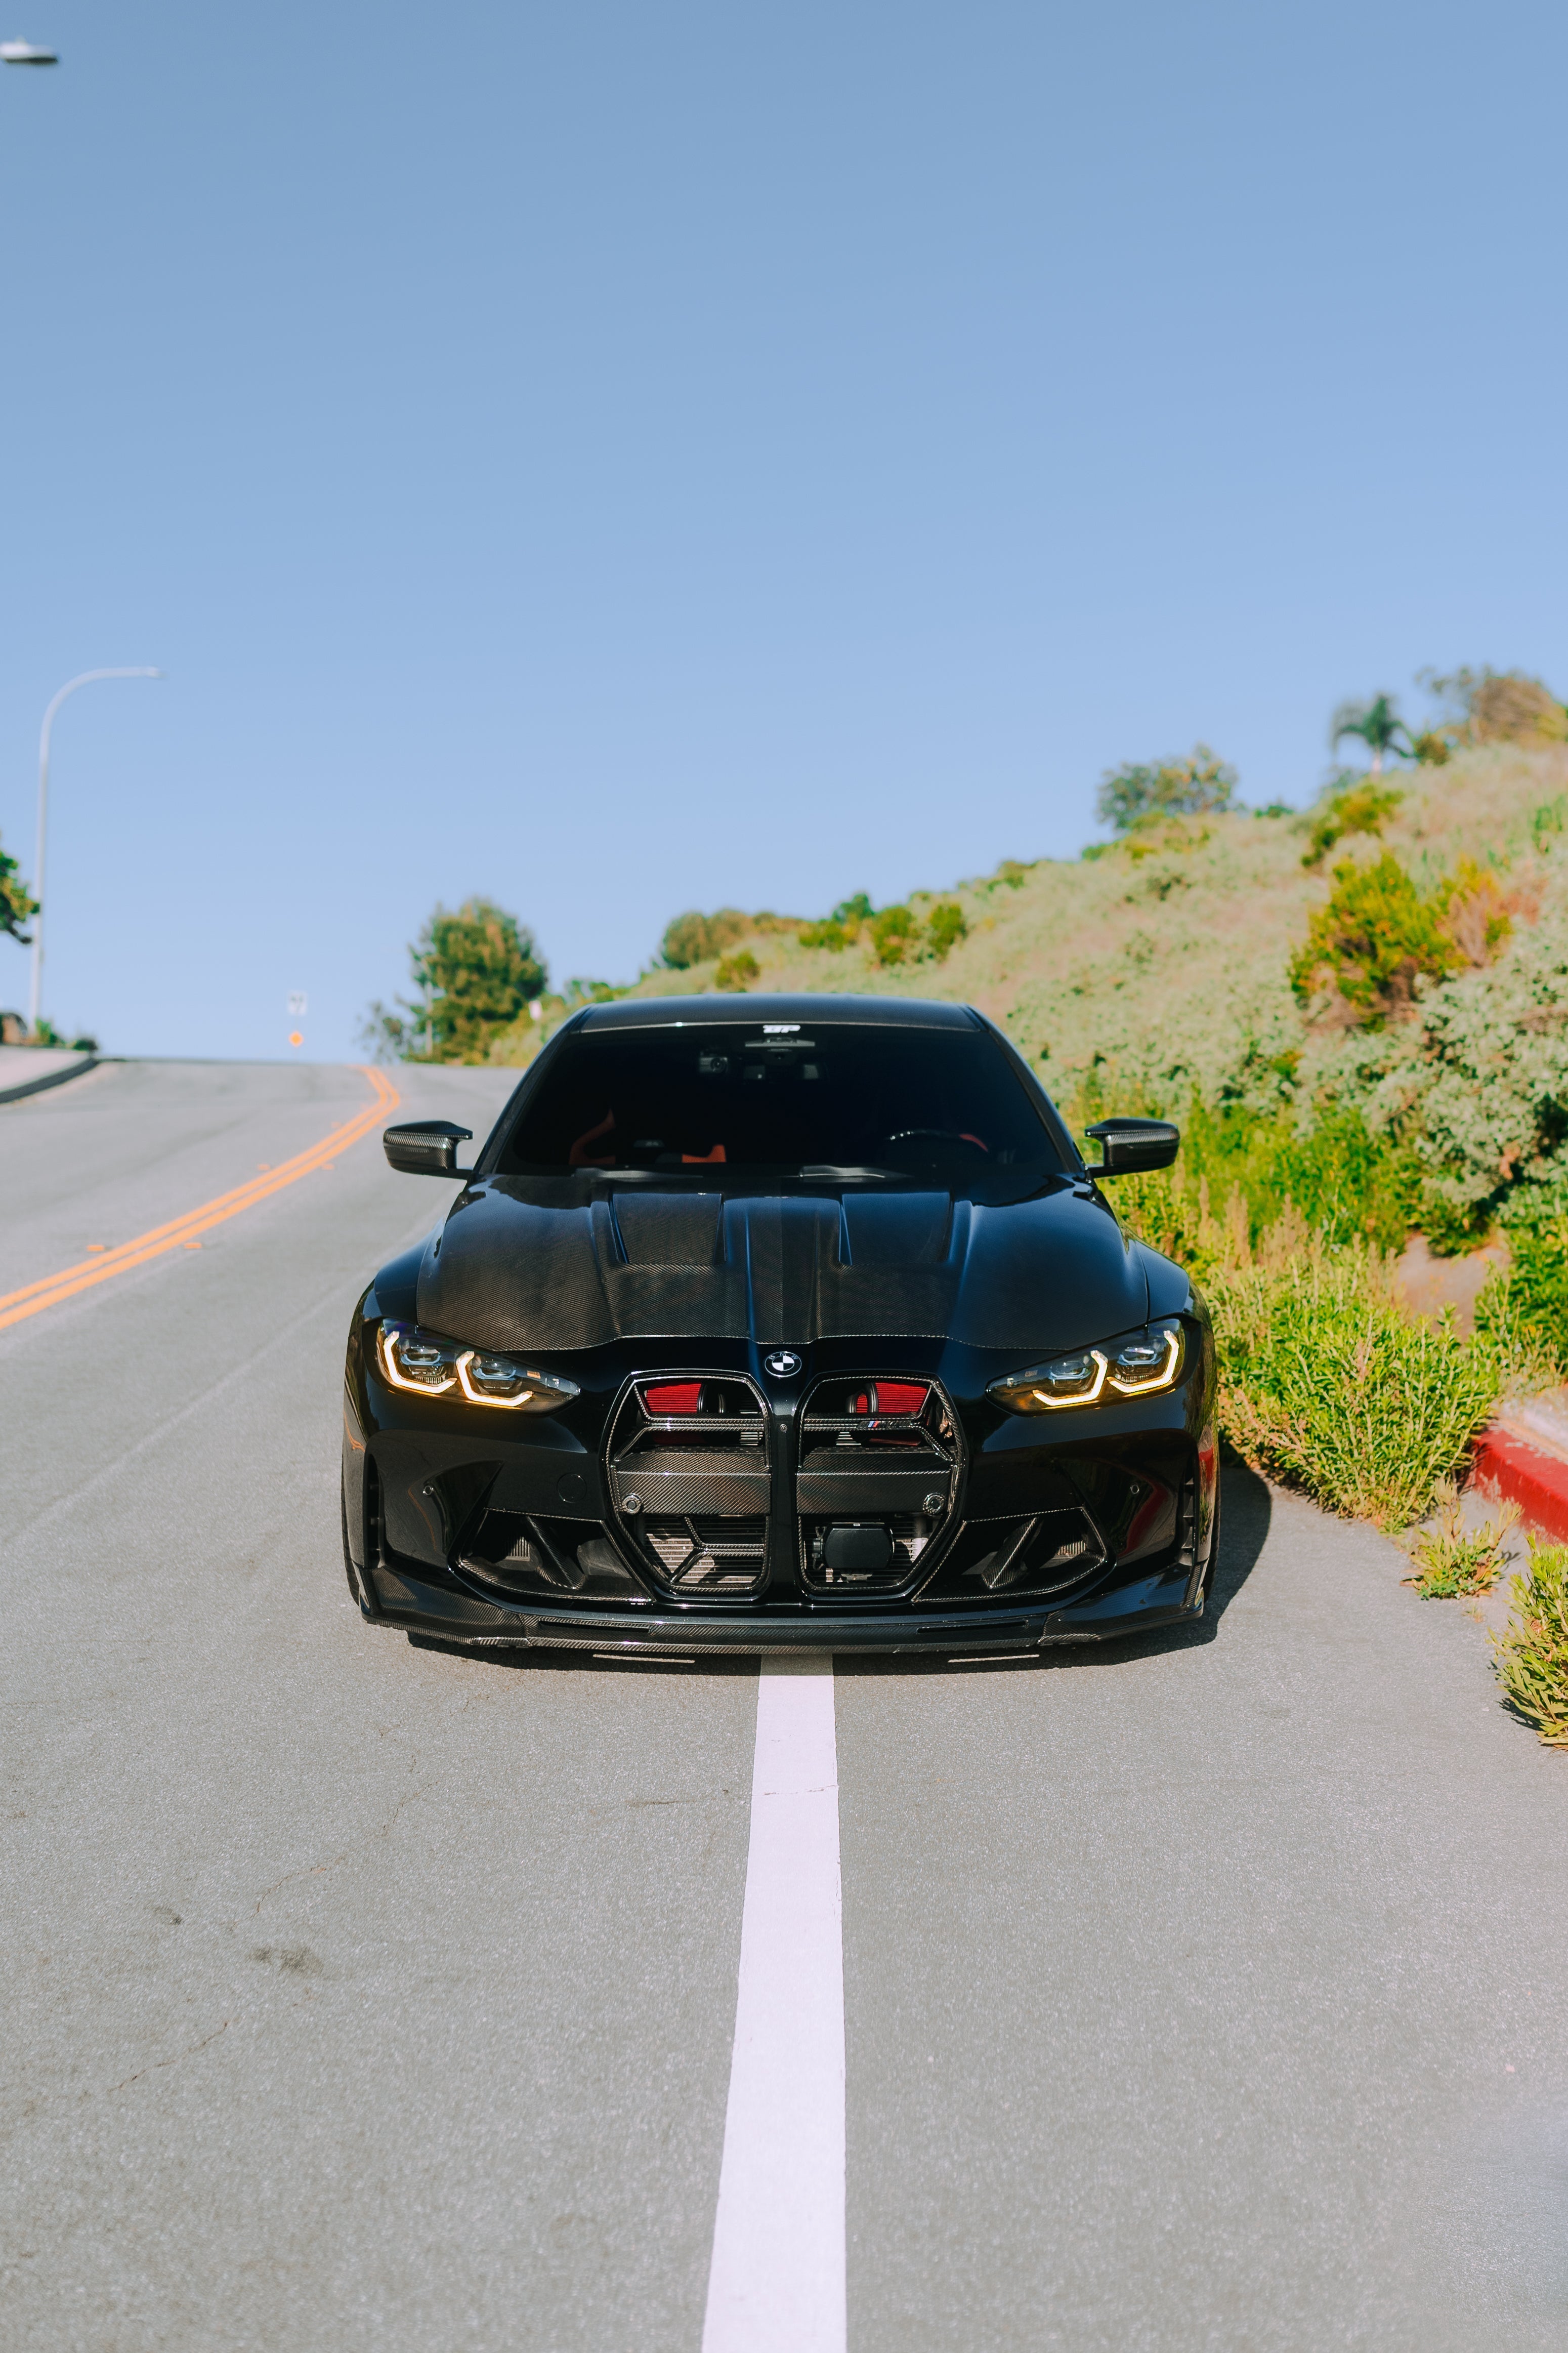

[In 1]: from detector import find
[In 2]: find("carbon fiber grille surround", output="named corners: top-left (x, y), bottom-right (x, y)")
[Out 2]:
top-left (606, 1374), bottom-right (772, 1597)
top-left (798, 1375), bottom-right (963, 1593)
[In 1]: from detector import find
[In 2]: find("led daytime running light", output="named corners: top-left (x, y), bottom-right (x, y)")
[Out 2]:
top-left (989, 1319), bottom-right (1186, 1416)
top-left (376, 1323), bottom-right (577, 1412)
top-left (1031, 1349), bottom-right (1107, 1410)
top-left (1107, 1327), bottom-right (1181, 1395)
top-left (455, 1352), bottom-right (534, 1410)
top-left (378, 1327), bottom-right (456, 1394)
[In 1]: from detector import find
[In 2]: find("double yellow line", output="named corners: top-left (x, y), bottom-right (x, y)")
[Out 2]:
top-left (0, 1065), bottom-right (402, 1334)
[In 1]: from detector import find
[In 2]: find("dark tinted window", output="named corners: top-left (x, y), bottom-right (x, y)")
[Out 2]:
top-left (497, 1024), bottom-right (1063, 1181)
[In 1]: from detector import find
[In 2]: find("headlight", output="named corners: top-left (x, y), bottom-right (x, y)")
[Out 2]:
top-left (988, 1319), bottom-right (1185, 1414)
top-left (376, 1322), bottom-right (579, 1413)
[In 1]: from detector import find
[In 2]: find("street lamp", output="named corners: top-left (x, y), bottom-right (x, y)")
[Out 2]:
top-left (1, 39), bottom-right (58, 65)
top-left (29, 669), bottom-right (163, 1037)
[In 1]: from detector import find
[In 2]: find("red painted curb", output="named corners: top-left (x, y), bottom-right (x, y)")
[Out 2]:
top-left (1470, 1427), bottom-right (1568, 1544)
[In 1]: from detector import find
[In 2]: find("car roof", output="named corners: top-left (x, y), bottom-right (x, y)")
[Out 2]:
top-left (571, 993), bottom-right (985, 1033)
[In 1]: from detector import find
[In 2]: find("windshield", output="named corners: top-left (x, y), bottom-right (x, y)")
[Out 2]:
top-left (494, 1023), bottom-right (1065, 1182)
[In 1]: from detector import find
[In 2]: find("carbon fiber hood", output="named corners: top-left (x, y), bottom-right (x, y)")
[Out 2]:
top-left (414, 1177), bottom-right (1150, 1356)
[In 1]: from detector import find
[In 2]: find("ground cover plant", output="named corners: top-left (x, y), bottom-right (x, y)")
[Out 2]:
top-left (1403, 1486), bottom-right (1521, 1597)
top-left (1169, 1206), bottom-right (1503, 1530)
top-left (1491, 1540), bottom-right (1568, 1746)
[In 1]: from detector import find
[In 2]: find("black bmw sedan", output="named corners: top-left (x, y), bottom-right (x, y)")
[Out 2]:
top-left (341, 995), bottom-right (1218, 1659)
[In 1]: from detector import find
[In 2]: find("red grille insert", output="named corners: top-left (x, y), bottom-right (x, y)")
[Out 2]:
top-left (871, 1381), bottom-right (928, 1416)
top-left (644, 1381), bottom-right (704, 1415)
top-left (851, 1381), bottom-right (929, 1418)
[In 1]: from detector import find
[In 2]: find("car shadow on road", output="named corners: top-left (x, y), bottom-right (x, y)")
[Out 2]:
top-left (412, 1456), bottom-right (1273, 1680)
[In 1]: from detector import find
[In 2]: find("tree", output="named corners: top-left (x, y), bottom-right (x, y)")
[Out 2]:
top-left (831, 893), bottom-right (874, 927)
top-left (356, 1000), bottom-right (411, 1064)
top-left (1419, 667), bottom-right (1568, 750)
top-left (1329, 694), bottom-right (1413, 775)
top-left (410, 898), bottom-right (546, 1062)
top-left (660, 909), bottom-right (752, 969)
top-left (1095, 745), bottom-right (1239, 834)
top-left (1, 834), bottom-right (38, 944)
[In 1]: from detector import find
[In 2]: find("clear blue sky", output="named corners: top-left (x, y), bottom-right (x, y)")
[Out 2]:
top-left (2, 1), bottom-right (1564, 1061)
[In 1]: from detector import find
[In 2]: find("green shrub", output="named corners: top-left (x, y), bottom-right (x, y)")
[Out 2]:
top-left (1290, 852), bottom-right (1457, 1023)
top-left (1109, 1101), bottom-right (1421, 1264)
top-left (714, 949), bottom-right (759, 992)
top-left (925, 902), bottom-right (967, 960)
top-left (1530, 797), bottom-right (1567, 851)
top-left (1404, 1485), bottom-right (1520, 1596)
top-left (1474, 1181), bottom-right (1568, 1372)
top-left (1301, 779), bottom-right (1404, 869)
top-left (870, 905), bottom-right (917, 966)
top-left (1309, 892), bottom-right (1568, 1235)
top-left (1491, 1540), bottom-right (1568, 1746)
top-left (1208, 1236), bottom-right (1500, 1528)
top-left (799, 893), bottom-right (873, 952)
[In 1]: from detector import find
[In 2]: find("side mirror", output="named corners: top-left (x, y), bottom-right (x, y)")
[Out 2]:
top-left (383, 1121), bottom-right (475, 1178)
top-left (1083, 1117), bottom-right (1179, 1179)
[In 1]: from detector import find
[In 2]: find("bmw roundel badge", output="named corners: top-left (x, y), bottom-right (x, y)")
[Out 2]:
top-left (764, 1350), bottom-right (802, 1378)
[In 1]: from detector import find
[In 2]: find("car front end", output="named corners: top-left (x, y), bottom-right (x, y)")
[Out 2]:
top-left (343, 1274), bottom-right (1217, 1661)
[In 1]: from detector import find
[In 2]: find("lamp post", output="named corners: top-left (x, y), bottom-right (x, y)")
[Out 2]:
top-left (29, 669), bottom-right (162, 1037)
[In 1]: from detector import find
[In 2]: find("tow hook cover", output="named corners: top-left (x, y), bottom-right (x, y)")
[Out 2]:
top-left (823, 1523), bottom-right (894, 1572)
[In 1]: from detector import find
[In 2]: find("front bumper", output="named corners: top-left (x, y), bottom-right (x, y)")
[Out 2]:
top-left (365, 1558), bottom-right (1206, 1655)
top-left (344, 1298), bottom-right (1218, 1656)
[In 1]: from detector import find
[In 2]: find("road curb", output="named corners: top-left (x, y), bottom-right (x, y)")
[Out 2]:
top-left (0, 1052), bottom-right (98, 1106)
top-left (1470, 1424), bottom-right (1568, 1543)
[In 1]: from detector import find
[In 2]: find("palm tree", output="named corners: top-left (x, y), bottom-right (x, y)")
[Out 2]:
top-left (1330, 694), bottom-right (1413, 775)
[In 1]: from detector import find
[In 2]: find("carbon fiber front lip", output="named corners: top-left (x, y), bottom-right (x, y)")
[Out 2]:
top-left (371, 1567), bottom-right (1201, 1652)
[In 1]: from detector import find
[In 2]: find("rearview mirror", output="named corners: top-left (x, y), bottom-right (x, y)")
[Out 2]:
top-left (1083, 1117), bottom-right (1179, 1179)
top-left (383, 1121), bottom-right (474, 1178)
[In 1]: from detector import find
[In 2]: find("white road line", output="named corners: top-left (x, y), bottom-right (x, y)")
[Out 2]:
top-left (702, 1652), bottom-right (846, 2353)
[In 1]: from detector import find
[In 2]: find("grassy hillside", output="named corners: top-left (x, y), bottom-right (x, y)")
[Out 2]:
top-left (496, 741), bottom-right (1568, 1130)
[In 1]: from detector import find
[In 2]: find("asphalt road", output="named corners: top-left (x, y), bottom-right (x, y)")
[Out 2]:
top-left (3, 1059), bottom-right (1566, 2351)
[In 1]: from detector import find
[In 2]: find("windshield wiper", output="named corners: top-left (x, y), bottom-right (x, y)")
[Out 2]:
top-left (797, 1164), bottom-right (900, 1183)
